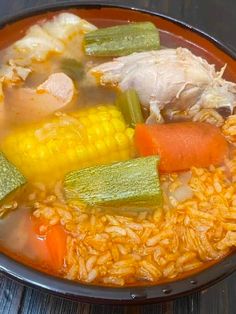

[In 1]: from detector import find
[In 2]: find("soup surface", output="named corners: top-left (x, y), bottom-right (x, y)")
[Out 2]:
top-left (0, 9), bottom-right (236, 287)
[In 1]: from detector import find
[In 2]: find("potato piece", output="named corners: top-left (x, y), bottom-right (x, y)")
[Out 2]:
top-left (6, 73), bottom-right (75, 122)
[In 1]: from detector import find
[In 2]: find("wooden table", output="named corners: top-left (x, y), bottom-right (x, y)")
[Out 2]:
top-left (0, 1), bottom-right (236, 313)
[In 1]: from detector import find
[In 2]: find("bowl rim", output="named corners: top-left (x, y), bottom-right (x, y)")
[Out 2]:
top-left (0, 1), bottom-right (235, 58)
top-left (0, 2), bottom-right (236, 305)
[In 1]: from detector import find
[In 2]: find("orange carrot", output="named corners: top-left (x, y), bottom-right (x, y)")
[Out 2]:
top-left (28, 216), bottom-right (50, 264)
top-left (29, 216), bottom-right (67, 272)
top-left (45, 225), bottom-right (67, 272)
top-left (135, 122), bottom-right (229, 172)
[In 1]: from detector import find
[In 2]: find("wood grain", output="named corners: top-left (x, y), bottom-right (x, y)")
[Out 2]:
top-left (0, 0), bottom-right (236, 313)
top-left (2, 270), bottom-right (236, 314)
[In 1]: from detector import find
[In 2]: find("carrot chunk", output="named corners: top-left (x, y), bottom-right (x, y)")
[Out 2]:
top-left (28, 216), bottom-right (50, 264)
top-left (135, 122), bottom-right (229, 172)
top-left (29, 217), bottom-right (67, 272)
top-left (46, 225), bottom-right (67, 271)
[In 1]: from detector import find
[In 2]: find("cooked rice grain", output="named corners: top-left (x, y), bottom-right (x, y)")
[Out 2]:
top-left (31, 135), bottom-right (236, 285)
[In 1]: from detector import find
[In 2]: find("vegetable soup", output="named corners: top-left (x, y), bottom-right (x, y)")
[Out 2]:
top-left (0, 10), bottom-right (236, 287)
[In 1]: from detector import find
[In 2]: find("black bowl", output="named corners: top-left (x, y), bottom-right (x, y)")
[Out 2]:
top-left (0, 2), bottom-right (236, 305)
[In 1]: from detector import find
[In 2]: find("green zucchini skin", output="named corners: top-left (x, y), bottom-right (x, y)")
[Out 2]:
top-left (0, 153), bottom-right (26, 202)
top-left (84, 22), bottom-right (160, 57)
top-left (64, 156), bottom-right (162, 210)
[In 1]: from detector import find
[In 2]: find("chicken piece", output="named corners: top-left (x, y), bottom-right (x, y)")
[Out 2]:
top-left (12, 25), bottom-right (64, 63)
top-left (0, 13), bottom-right (96, 99)
top-left (0, 63), bottom-right (31, 84)
top-left (9, 13), bottom-right (96, 66)
top-left (91, 48), bottom-right (236, 125)
top-left (43, 12), bottom-right (97, 42)
top-left (6, 73), bottom-right (75, 122)
top-left (0, 64), bottom-right (31, 125)
top-left (37, 72), bottom-right (74, 105)
top-left (189, 81), bottom-right (236, 126)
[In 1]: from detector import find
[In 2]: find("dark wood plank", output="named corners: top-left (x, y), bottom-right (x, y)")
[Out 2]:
top-left (0, 274), bottom-right (24, 314)
top-left (141, 302), bottom-right (173, 314)
top-left (173, 294), bottom-right (200, 314)
top-left (200, 270), bottom-right (236, 314)
top-left (18, 285), bottom-right (130, 314)
top-left (0, 0), bottom-right (236, 314)
top-left (18, 286), bottom-right (92, 314)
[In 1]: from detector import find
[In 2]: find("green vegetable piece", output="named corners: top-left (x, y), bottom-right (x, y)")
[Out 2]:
top-left (61, 58), bottom-right (84, 80)
top-left (84, 22), bottom-right (160, 57)
top-left (115, 89), bottom-right (144, 128)
top-left (0, 152), bottom-right (26, 202)
top-left (64, 156), bottom-right (162, 210)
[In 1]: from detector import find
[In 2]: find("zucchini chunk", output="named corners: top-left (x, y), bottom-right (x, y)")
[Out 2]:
top-left (64, 156), bottom-right (162, 210)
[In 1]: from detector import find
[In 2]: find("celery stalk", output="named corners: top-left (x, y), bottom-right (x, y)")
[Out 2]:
top-left (61, 58), bottom-right (84, 80)
top-left (84, 22), bottom-right (160, 57)
top-left (64, 156), bottom-right (162, 210)
top-left (115, 89), bottom-right (144, 128)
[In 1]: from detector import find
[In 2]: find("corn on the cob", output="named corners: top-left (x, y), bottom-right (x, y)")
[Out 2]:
top-left (1, 105), bottom-right (135, 182)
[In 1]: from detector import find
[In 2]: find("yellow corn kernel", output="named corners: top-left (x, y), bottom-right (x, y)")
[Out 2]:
top-left (109, 108), bottom-right (122, 118)
top-left (95, 140), bottom-right (108, 156)
top-left (104, 137), bottom-right (117, 152)
top-left (88, 113), bottom-right (98, 124)
top-left (75, 145), bottom-right (88, 162)
top-left (115, 133), bottom-right (130, 149)
top-left (1, 105), bottom-right (134, 182)
top-left (98, 113), bottom-right (110, 122)
top-left (79, 116), bottom-right (90, 127)
top-left (109, 152), bottom-right (122, 163)
top-left (86, 145), bottom-right (98, 161)
top-left (119, 150), bottom-right (131, 161)
top-left (111, 118), bottom-right (126, 132)
top-left (125, 128), bottom-right (135, 142)
top-left (102, 121), bottom-right (115, 135)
